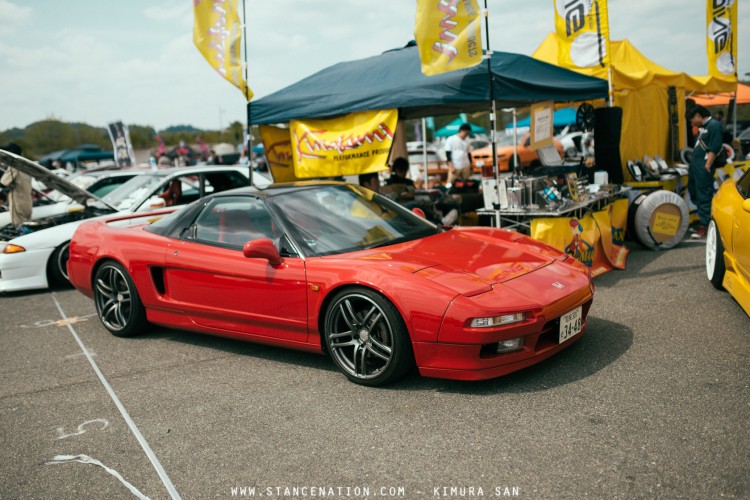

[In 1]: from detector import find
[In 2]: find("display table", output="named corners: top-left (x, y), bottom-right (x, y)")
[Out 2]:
top-left (477, 185), bottom-right (632, 232)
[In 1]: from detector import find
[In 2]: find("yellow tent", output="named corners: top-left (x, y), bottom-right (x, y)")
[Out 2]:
top-left (533, 33), bottom-right (736, 178)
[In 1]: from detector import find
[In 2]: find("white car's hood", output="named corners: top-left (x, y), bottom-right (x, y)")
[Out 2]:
top-left (0, 149), bottom-right (116, 211)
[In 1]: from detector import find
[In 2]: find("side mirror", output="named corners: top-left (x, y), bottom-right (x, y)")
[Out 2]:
top-left (243, 238), bottom-right (284, 267)
top-left (743, 198), bottom-right (750, 214)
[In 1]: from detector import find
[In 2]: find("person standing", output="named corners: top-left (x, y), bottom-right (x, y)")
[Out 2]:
top-left (444, 123), bottom-right (473, 186)
top-left (1, 142), bottom-right (33, 227)
top-left (685, 105), bottom-right (724, 239)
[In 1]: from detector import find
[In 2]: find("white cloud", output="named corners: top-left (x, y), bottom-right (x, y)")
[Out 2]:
top-left (0, 0), bottom-right (31, 35)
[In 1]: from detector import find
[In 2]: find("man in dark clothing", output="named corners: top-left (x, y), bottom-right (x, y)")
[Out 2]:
top-left (686, 105), bottom-right (724, 239)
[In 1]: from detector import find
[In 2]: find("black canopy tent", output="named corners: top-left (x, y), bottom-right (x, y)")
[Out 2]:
top-left (248, 41), bottom-right (609, 124)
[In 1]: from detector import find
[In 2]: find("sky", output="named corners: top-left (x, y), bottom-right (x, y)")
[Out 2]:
top-left (0, 0), bottom-right (748, 132)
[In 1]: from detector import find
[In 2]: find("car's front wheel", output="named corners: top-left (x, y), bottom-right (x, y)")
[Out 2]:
top-left (323, 288), bottom-right (413, 386)
top-left (47, 242), bottom-right (71, 287)
top-left (93, 261), bottom-right (148, 337)
top-left (706, 220), bottom-right (726, 290)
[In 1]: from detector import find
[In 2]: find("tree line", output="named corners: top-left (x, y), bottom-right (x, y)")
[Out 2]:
top-left (0, 119), bottom-right (246, 160)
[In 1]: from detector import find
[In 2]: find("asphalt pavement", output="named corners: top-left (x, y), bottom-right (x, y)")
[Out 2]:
top-left (0, 238), bottom-right (747, 499)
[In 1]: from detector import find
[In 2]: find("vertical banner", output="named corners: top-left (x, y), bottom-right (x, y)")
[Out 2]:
top-left (414, 0), bottom-right (482, 76)
top-left (107, 121), bottom-right (136, 167)
top-left (193, 0), bottom-right (252, 100)
top-left (706, 0), bottom-right (737, 79)
top-left (290, 109), bottom-right (397, 179)
top-left (259, 125), bottom-right (295, 183)
top-left (553, 0), bottom-right (610, 78)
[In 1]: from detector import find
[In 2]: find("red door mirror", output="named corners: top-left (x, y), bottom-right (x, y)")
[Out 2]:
top-left (243, 238), bottom-right (284, 267)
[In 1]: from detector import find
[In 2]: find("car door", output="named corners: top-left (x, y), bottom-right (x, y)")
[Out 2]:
top-left (732, 170), bottom-right (750, 282)
top-left (163, 195), bottom-right (308, 344)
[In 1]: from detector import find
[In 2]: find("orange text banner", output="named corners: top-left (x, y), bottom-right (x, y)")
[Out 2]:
top-left (290, 109), bottom-right (397, 179)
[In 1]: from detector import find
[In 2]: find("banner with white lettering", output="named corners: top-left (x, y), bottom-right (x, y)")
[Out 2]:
top-left (706, 0), bottom-right (737, 79)
top-left (107, 121), bottom-right (136, 167)
top-left (414, 0), bottom-right (482, 76)
top-left (553, 0), bottom-right (610, 78)
top-left (193, 0), bottom-right (252, 100)
top-left (290, 109), bottom-right (397, 179)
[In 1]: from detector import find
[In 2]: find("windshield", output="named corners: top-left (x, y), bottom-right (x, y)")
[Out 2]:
top-left (102, 173), bottom-right (166, 210)
top-left (268, 184), bottom-right (440, 257)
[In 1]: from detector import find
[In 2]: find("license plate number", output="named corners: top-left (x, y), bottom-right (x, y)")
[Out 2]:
top-left (559, 306), bottom-right (582, 343)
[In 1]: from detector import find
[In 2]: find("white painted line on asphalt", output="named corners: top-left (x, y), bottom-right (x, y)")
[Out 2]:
top-left (46, 454), bottom-right (150, 500)
top-left (51, 293), bottom-right (181, 500)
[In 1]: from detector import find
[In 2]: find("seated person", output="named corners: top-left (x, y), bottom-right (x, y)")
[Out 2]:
top-left (158, 180), bottom-right (182, 206)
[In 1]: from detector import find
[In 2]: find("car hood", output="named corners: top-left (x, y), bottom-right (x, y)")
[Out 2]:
top-left (341, 228), bottom-right (560, 296)
top-left (0, 149), bottom-right (116, 210)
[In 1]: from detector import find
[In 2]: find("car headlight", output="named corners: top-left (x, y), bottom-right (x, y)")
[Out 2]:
top-left (470, 313), bottom-right (526, 328)
top-left (495, 337), bottom-right (525, 354)
top-left (2, 244), bottom-right (26, 254)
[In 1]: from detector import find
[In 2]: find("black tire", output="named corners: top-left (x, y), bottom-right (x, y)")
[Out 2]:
top-left (706, 220), bottom-right (726, 290)
top-left (47, 242), bottom-right (71, 287)
top-left (323, 288), bottom-right (413, 386)
top-left (93, 261), bottom-right (149, 337)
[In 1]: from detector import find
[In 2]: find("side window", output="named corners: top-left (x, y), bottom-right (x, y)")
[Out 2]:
top-left (204, 171), bottom-right (250, 195)
top-left (192, 196), bottom-right (282, 248)
top-left (737, 170), bottom-right (750, 199)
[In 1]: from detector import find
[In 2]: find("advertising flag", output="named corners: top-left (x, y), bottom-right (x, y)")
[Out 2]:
top-left (706, 0), bottom-right (737, 79)
top-left (290, 109), bottom-right (397, 179)
top-left (553, 0), bottom-right (610, 77)
top-left (259, 125), bottom-right (296, 183)
top-left (107, 121), bottom-right (136, 167)
top-left (193, 0), bottom-right (252, 100)
top-left (414, 0), bottom-right (482, 76)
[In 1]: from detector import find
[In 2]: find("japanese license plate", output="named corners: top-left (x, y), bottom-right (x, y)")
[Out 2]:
top-left (475, 160), bottom-right (485, 167)
top-left (559, 306), bottom-right (582, 343)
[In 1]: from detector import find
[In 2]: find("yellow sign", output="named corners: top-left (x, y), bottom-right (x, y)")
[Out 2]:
top-left (414, 0), bottom-right (482, 76)
top-left (553, 0), bottom-right (610, 77)
top-left (193, 0), bottom-right (252, 100)
top-left (706, 0), bottom-right (737, 79)
top-left (593, 199), bottom-right (629, 269)
top-left (259, 125), bottom-right (295, 183)
top-left (290, 109), bottom-right (397, 179)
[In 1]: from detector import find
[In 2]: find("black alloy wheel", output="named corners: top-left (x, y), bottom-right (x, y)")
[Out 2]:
top-left (323, 288), bottom-right (413, 386)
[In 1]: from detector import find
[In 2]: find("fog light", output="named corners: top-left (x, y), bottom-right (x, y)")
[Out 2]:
top-left (470, 313), bottom-right (526, 328)
top-left (496, 337), bottom-right (524, 353)
top-left (496, 337), bottom-right (523, 354)
top-left (2, 244), bottom-right (26, 254)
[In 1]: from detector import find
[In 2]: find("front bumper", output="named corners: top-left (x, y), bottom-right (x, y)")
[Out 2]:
top-left (413, 261), bottom-right (594, 381)
top-left (0, 248), bottom-right (53, 292)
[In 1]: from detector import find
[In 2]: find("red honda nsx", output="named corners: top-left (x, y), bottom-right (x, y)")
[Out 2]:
top-left (68, 182), bottom-right (594, 386)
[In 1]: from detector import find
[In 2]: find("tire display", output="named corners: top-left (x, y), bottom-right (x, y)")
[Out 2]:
top-left (627, 190), bottom-right (689, 250)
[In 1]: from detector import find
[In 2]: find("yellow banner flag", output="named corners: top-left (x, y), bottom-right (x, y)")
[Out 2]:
top-left (706, 0), bottom-right (738, 79)
top-left (193, 0), bottom-right (252, 100)
top-left (414, 0), bottom-right (482, 76)
top-left (290, 109), bottom-right (397, 179)
top-left (259, 125), bottom-right (295, 183)
top-left (553, 0), bottom-right (610, 77)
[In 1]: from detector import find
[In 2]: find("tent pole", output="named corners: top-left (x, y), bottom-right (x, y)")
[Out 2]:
top-left (482, 0), bottom-right (500, 227)
top-left (421, 118), bottom-right (428, 187)
top-left (607, 66), bottom-right (614, 107)
top-left (242, 0), bottom-right (253, 185)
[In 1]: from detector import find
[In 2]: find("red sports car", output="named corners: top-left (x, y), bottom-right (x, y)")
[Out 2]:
top-left (68, 182), bottom-right (594, 386)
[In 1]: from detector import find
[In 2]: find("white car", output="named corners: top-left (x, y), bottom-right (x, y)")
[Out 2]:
top-left (0, 150), bottom-right (268, 292)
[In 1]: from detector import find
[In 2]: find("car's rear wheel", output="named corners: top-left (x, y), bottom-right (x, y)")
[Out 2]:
top-left (706, 220), bottom-right (726, 290)
top-left (323, 288), bottom-right (413, 386)
top-left (93, 261), bottom-right (148, 337)
top-left (47, 242), bottom-right (71, 287)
